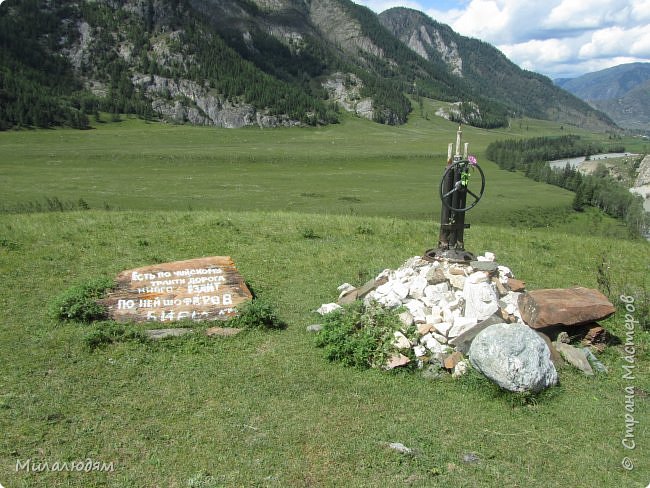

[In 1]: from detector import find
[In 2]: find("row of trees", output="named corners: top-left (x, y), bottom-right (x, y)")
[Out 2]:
top-left (485, 135), bottom-right (625, 171)
top-left (486, 136), bottom-right (648, 236)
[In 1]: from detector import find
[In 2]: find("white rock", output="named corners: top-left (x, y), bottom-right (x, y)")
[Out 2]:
top-left (375, 269), bottom-right (392, 281)
top-left (439, 292), bottom-right (460, 311)
top-left (393, 331), bottom-right (412, 349)
top-left (388, 442), bottom-right (413, 454)
top-left (413, 344), bottom-right (427, 357)
top-left (418, 264), bottom-right (435, 278)
top-left (476, 256), bottom-right (489, 261)
top-left (449, 274), bottom-right (466, 290)
top-left (452, 360), bottom-right (469, 378)
top-left (398, 311), bottom-right (414, 327)
top-left (378, 291), bottom-right (402, 308)
top-left (402, 255), bottom-right (426, 270)
top-left (442, 307), bottom-right (461, 323)
top-left (497, 265), bottom-right (512, 278)
top-left (316, 303), bottom-right (343, 315)
top-left (483, 252), bottom-right (496, 261)
top-left (375, 281), bottom-right (393, 296)
top-left (404, 299), bottom-right (425, 315)
top-left (395, 267), bottom-right (415, 283)
top-left (467, 271), bottom-right (489, 284)
top-left (421, 333), bottom-right (446, 353)
top-left (501, 291), bottom-right (522, 319)
top-left (338, 283), bottom-right (356, 299)
top-left (426, 314), bottom-right (442, 325)
top-left (448, 316), bottom-right (478, 338)
top-left (431, 331), bottom-right (447, 344)
top-left (463, 280), bottom-right (499, 321)
top-left (363, 291), bottom-right (376, 306)
top-left (408, 275), bottom-right (428, 299)
top-left (431, 282), bottom-right (449, 294)
top-left (434, 321), bottom-right (453, 336)
top-left (421, 295), bottom-right (437, 308)
top-left (393, 281), bottom-right (410, 300)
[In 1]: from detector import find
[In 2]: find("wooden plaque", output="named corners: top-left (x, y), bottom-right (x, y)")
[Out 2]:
top-left (102, 256), bottom-right (252, 323)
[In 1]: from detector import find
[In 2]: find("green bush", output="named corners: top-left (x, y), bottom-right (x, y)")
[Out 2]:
top-left (50, 277), bottom-right (114, 323)
top-left (228, 298), bottom-right (286, 330)
top-left (314, 301), bottom-right (413, 369)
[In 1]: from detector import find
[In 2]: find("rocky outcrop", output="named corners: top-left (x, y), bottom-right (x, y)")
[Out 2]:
top-left (132, 74), bottom-right (300, 128)
top-left (62, 21), bottom-right (92, 70)
top-left (378, 8), bottom-right (462, 76)
top-left (322, 73), bottom-right (374, 120)
top-left (397, 23), bottom-right (462, 76)
top-left (435, 101), bottom-right (482, 125)
top-left (309, 0), bottom-right (385, 62)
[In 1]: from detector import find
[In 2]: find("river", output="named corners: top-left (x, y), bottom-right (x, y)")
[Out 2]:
top-left (547, 153), bottom-right (639, 170)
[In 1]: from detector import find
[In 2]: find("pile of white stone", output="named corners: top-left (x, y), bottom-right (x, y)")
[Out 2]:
top-left (316, 251), bottom-right (527, 376)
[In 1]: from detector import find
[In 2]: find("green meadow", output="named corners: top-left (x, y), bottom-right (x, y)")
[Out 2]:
top-left (0, 110), bottom-right (648, 487)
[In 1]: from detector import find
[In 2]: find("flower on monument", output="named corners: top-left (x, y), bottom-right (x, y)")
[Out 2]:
top-left (468, 155), bottom-right (477, 166)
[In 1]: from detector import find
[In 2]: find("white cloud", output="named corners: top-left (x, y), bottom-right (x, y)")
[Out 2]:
top-left (500, 39), bottom-right (574, 66)
top-left (580, 25), bottom-right (650, 58)
top-left (632, 0), bottom-right (650, 21)
top-left (544, 0), bottom-right (630, 30)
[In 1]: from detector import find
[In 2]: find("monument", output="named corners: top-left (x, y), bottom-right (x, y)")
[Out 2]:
top-left (424, 125), bottom-right (485, 262)
top-left (101, 256), bottom-right (252, 323)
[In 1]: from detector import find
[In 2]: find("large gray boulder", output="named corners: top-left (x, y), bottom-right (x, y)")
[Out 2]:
top-left (469, 323), bottom-right (558, 392)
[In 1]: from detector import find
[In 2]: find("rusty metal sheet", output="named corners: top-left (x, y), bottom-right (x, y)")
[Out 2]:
top-left (101, 256), bottom-right (252, 323)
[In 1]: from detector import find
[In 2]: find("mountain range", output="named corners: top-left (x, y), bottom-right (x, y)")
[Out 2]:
top-left (555, 63), bottom-right (650, 132)
top-left (0, 0), bottom-right (615, 131)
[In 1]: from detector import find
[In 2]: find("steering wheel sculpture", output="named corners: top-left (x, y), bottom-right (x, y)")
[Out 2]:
top-left (439, 159), bottom-right (485, 212)
top-left (424, 126), bottom-right (486, 263)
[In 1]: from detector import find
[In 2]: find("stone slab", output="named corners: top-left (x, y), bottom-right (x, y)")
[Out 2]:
top-left (101, 256), bottom-right (252, 324)
top-left (518, 287), bottom-right (615, 329)
top-left (144, 328), bottom-right (193, 340)
top-left (469, 260), bottom-right (498, 273)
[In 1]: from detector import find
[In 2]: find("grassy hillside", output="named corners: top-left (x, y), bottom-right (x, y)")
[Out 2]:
top-left (0, 112), bottom-right (648, 486)
top-left (0, 108), bottom-right (639, 234)
top-left (0, 209), bottom-right (648, 487)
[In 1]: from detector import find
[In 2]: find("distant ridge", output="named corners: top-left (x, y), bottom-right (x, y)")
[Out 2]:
top-left (0, 0), bottom-right (616, 131)
top-left (555, 63), bottom-right (650, 131)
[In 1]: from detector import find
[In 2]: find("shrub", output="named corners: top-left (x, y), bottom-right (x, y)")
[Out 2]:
top-left (50, 277), bottom-right (114, 323)
top-left (314, 301), bottom-right (413, 369)
top-left (301, 227), bottom-right (320, 239)
top-left (228, 298), bottom-right (286, 330)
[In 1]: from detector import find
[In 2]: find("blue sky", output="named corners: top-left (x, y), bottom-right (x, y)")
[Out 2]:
top-left (354, 0), bottom-right (650, 79)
